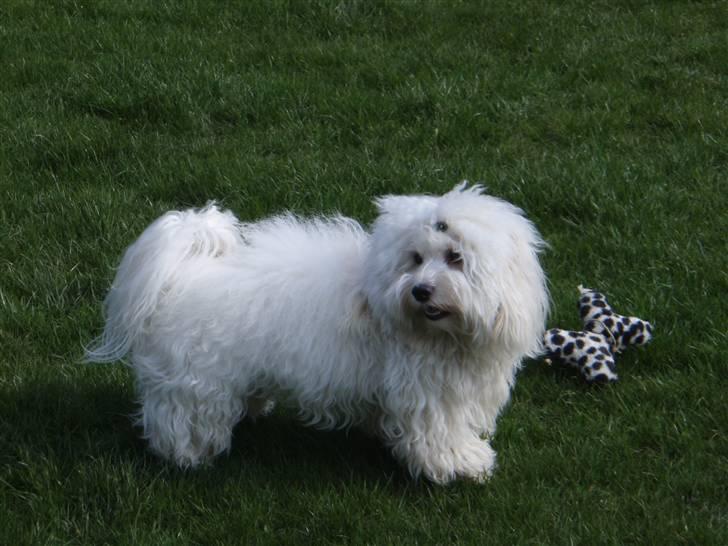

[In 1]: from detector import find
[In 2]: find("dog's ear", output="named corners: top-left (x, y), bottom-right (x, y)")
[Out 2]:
top-left (492, 232), bottom-right (549, 359)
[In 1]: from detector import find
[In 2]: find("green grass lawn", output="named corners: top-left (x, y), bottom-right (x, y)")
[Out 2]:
top-left (1, 0), bottom-right (726, 543)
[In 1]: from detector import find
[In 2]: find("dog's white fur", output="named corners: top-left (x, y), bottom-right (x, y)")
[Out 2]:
top-left (86, 183), bottom-right (548, 484)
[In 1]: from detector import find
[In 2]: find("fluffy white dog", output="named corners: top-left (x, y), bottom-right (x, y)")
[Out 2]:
top-left (86, 183), bottom-right (548, 484)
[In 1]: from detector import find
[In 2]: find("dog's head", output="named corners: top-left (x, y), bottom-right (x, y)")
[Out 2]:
top-left (364, 183), bottom-right (548, 357)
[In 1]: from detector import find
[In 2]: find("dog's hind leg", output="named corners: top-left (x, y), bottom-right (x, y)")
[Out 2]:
top-left (136, 379), bottom-right (243, 468)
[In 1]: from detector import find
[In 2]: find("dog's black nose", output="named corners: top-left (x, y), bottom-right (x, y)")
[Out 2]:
top-left (412, 284), bottom-right (433, 302)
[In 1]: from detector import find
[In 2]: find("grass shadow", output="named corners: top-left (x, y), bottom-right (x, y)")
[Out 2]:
top-left (1, 373), bottom-right (413, 491)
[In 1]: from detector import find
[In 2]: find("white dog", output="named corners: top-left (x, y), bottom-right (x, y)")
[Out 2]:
top-left (86, 183), bottom-right (548, 484)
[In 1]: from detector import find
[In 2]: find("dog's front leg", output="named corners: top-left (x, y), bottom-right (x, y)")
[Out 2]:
top-left (384, 406), bottom-right (496, 485)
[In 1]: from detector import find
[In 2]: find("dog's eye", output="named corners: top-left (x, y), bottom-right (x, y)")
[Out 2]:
top-left (413, 252), bottom-right (423, 265)
top-left (446, 249), bottom-right (463, 269)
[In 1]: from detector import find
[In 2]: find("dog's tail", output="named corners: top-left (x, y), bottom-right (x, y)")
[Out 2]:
top-left (85, 203), bottom-right (244, 363)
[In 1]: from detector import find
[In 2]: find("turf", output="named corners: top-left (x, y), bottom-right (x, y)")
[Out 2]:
top-left (1, 1), bottom-right (726, 544)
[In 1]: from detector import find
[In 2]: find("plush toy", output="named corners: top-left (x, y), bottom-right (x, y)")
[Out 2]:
top-left (577, 285), bottom-right (653, 353)
top-left (543, 286), bottom-right (653, 383)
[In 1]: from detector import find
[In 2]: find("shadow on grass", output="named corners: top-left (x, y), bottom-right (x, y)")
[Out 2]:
top-left (0, 374), bottom-right (144, 463)
top-left (1, 374), bottom-right (416, 491)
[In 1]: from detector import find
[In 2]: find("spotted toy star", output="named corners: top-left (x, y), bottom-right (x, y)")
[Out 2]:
top-left (543, 286), bottom-right (653, 383)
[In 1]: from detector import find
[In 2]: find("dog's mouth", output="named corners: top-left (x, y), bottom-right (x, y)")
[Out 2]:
top-left (424, 305), bottom-right (451, 321)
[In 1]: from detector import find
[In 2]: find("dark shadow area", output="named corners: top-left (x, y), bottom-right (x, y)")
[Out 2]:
top-left (0, 375), bottom-right (144, 465)
top-left (0, 375), bottom-right (416, 491)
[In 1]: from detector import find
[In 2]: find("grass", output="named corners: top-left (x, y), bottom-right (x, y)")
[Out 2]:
top-left (1, 0), bottom-right (726, 544)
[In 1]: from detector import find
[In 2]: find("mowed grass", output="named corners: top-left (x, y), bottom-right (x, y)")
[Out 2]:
top-left (1, 0), bottom-right (726, 543)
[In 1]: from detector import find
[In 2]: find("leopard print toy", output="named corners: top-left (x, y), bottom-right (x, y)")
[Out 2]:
top-left (543, 286), bottom-right (653, 383)
top-left (577, 285), bottom-right (653, 353)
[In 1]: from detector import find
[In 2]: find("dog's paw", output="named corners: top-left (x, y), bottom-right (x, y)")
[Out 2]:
top-left (454, 439), bottom-right (496, 482)
top-left (414, 438), bottom-right (496, 484)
